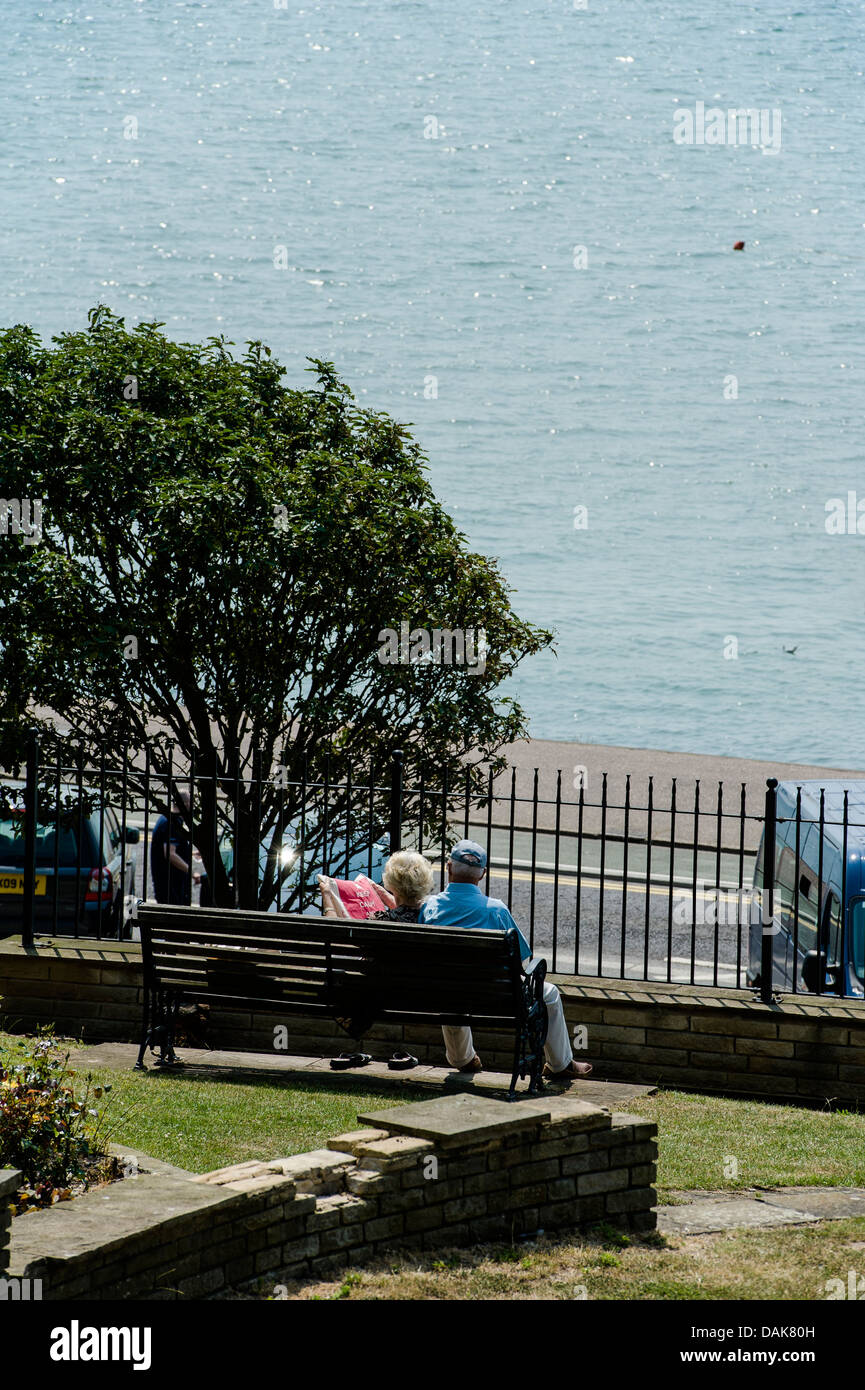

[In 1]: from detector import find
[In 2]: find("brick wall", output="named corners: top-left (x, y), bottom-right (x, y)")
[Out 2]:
top-left (10, 1097), bottom-right (657, 1300)
top-left (557, 977), bottom-right (865, 1106)
top-left (0, 1170), bottom-right (20, 1278)
top-left (4, 939), bottom-right (865, 1104)
top-left (0, 942), bottom-right (142, 1041)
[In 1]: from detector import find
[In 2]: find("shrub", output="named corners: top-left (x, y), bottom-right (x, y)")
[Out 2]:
top-left (0, 309), bottom-right (552, 911)
top-left (0, 1028), bottom-right (111, 1211)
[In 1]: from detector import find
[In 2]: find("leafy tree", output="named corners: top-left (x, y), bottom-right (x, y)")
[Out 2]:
top-left (0, 307), bottom-right (552, 908)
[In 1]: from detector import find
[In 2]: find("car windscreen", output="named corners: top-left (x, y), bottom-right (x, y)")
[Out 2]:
top-left (0, 815), bottom-right (81, 867)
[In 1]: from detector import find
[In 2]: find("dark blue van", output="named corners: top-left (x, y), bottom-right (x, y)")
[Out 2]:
top-left (748, 780), bottom-right (865, 999)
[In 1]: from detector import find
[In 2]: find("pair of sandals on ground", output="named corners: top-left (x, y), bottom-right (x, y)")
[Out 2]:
top-left (330, 1048), bottom-right (419, 1071)
top-left (330, 1049), bottom-right (592, 1079)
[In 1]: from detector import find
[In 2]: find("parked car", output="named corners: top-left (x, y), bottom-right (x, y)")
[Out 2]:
top-left (0, 786), bottom-right (140, 940)
top-left (747, 780), bottom-right (865, 998)
top-left (199, 819), bottom-right (390, 913)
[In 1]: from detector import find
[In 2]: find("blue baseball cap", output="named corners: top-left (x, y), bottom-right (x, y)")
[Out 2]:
top-left (450, 839), bottom-right (487, 869)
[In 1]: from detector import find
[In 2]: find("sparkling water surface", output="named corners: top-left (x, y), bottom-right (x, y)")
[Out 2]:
top-left (2, 1), bottom-right (863, 764)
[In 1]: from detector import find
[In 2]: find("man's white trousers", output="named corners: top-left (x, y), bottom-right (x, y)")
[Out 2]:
top-left (441, 979), bottom-right (573, 1073)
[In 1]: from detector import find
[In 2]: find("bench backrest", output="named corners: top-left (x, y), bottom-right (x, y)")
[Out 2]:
top-left (137, 903), bottom-right (526, 1028)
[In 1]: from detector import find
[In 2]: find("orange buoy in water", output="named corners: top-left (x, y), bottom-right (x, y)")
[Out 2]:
top-left (733, 241), bottom-right (745, 251)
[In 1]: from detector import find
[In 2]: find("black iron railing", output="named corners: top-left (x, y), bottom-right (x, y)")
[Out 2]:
top-left (5, 734), bottom-right (864, 1001)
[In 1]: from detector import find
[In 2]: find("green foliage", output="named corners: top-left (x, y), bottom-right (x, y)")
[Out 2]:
top-left (0, 307), bottom-right (553, 907)
top-left (595, 1251), bottom-right (621, 1267)
top-left (332, 1271), bottom-right (363, 1299)
top-left (431, 1254), bottom-right (462, 1270)
top-left (0, 1028), bottom-right (110, 1211)
top-left (591, 1221), bottom-right (631, 1249)
top-left (0, 1038), bottom-right (425, 1174)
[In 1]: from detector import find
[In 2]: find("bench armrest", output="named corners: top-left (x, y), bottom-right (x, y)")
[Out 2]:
top-left (522, 955), bottom-right (547, 976)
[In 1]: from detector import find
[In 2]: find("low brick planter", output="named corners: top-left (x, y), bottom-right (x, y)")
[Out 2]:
top-left (7, 1095), bottom-right (657, 1300)
top-left (0, 1169), bottom-right (21, 1278)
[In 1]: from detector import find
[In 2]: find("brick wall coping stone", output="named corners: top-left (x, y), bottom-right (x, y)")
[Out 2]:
top-left (0, 936), bottom-right (139, 962)
top-left (556, 975), bottom-right (865, 1022)
top-left (193, 1148), bottom-right (353, 1194)
top-left (10, 1169), bottom-right (230, 1274)
top-left (357, 1093), bottom-right (610, 1146)
top-left (0, 1169), bottom-right (21, 1201)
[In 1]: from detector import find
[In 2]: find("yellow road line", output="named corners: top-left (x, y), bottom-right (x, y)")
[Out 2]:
top-left (488, 867), bottom-right (746, 899)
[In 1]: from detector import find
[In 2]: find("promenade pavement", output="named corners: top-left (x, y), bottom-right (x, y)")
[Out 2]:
top-left (494, 737), bottom-right (865, 830)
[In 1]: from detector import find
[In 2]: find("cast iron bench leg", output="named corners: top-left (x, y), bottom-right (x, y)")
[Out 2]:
top-left (134, 987), bottom-right (151, 1070)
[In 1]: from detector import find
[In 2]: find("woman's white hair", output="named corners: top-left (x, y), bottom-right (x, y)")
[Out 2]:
top-left (382, 850), bottom-right (435, 906)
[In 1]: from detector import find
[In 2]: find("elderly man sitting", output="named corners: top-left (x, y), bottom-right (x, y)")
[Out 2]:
top-left (419, 840), bottom-right (592, 1080)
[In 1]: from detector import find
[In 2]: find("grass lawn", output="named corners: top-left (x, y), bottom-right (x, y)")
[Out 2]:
top-left (7, 1028), bottom-right (865, 1300)
top-left (627, 1090), bottom-right (865, 1200)
top-left (89, 1066), bottom-right (865, 1190)
top-left (93, 1070), bottom-right (428, 1174)
top-left (4, 1030), bottom-right (865, 1189)
top-left (251, 1217), bottom-right (865, 1301)
top-left (0, 1029), bottom-right (426, 1175)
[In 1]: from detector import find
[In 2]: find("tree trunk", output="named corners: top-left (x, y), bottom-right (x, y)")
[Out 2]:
top-left (195, 772), bottom-right (233, 908)
top-left (234, 796), bottom-right (261, 910)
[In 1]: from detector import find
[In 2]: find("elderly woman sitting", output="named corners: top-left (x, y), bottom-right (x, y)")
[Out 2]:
top-left (319, 852), bottom-right (435, 1071)
top-left (319, 850), bottom-right (434, 923)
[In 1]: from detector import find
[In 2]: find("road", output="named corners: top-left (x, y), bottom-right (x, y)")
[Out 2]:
top-left (485, 863), bottom-right (750, 987)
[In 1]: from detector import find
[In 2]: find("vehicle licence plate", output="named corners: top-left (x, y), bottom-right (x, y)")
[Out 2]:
top-left (0, 874), bottom-right (47, 895)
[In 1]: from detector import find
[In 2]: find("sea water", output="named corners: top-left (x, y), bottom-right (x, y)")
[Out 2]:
top-left (1, 0), bottom-right (862, 764)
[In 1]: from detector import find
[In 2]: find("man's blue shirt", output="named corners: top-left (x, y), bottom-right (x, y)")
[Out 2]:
top-left (418, 881), bottom-right (531, 961)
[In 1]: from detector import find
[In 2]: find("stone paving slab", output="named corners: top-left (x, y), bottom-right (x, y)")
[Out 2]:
top-left (358, 1092), bottom-right (588, 1146)
top-left (657, 1198), bottom-right (816, 1236)
top-left (756, 1187), bottom-right (865, 1220)
top-left (493, 1095), bottom-right (613, 1130)
top-left (54, 1040), bottom-right (655, 1110)
top-left (657, 1186), bottom-right (865, 1236)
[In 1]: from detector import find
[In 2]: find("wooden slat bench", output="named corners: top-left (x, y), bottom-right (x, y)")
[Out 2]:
top-left (135, 902), bottom-right (549, 1098)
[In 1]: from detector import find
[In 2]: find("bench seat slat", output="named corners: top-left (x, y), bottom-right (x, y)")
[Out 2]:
top-left (151, 955), bottom-right (518, 996)
top-left (154, 989), bottom-right (513, 1029)
top-left (146, 928), bottom-right (511, 950)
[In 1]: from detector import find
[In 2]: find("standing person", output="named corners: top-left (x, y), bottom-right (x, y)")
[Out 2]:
top-left (420, 840), bottom-right (592, 1080)
top-left (149, 791), bottom-right (196, 905)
